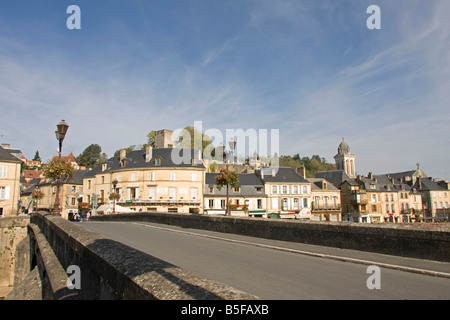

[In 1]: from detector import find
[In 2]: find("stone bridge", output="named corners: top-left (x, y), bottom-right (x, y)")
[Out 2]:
top-left (3, 211), bottom-right (450, 300)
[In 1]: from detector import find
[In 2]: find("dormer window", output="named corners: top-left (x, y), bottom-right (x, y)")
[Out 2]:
top-left (191, 158), bottom-right (198, 165)
top-left (154, 158), bottom-right (161, 166)
top-left (102, 163), bottom-right (107, 171)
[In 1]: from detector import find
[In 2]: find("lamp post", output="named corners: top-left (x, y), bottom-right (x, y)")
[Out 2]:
top-left (53, 120), bottom-right (69, 216)
top-left (112, 179), bottom-right (118, 214)
top-left (222, 138), bottom-right (237, 216)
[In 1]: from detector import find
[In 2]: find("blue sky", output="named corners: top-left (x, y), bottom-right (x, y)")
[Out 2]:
top-left (0, 0), bottom-right (449, 179)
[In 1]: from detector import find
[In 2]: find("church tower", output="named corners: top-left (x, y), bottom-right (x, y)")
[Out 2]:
top-left (334, 138), bottom-right (356, 178)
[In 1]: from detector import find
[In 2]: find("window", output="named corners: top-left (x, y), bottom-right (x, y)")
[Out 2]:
top-left (282, 186), bottom-right (287, 194)
top-left (257, 199), bottom-right (263, 209)
top-left (271, 185), bottom-right (277, 194)
top-left (168, 208), bottom-right (178, 213)
top-left (302, 186), bottom-right (308, 194)
top-left (292, 186), bottom-right (298, 194)
top-left (293, 198), bottom-right (299, 209)
top-left (256, 187), bottom-right (263, 193)
top-left (191, 188), bottom-right (198, 200)
top-left (167, 187), bottom-right (175, 200)
top-left (281, 198), bottom-right (288, 210)
top-left (303, 198), bottom-right (308, 208)
top-left (88, 180), bottom-right (91, 189)
top-left (209, 187), bottom-right (214, 194)
top-left (0, 187), bottom-right (9, 200)
top-left (148, 188), bottom-right (155, 200)
top-left (71, 198), bottom-right (76, 206)
top-left (386, 204), bottom-right (390, 213)
top-left (209, 199), bottom-right (214, 208)
top-left (221, 199), bottom-right (226, 208)
top-left (102, 176), bottom-right (105, 184)
top-left (233, 187), bottom-right (240, 193)
top-left (0, 166), bottom-right (8, 178)
top-left (155, 158), bottom-right (161, 166)
top-left (102, 164), bottom-right (107, 172)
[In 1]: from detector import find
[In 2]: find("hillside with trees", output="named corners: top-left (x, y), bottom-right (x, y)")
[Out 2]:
top-left (279, 154), bottom-right (335, 178)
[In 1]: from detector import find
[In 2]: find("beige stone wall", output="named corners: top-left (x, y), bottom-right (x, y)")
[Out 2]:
top-left (26, 182), bottom-right (83, 219)
top-left (84, 167), bottom-right (205, 213)
top-left (0, 217), bottom-right (29, 287)
top-left (0, 161), bottom-right (21, 217)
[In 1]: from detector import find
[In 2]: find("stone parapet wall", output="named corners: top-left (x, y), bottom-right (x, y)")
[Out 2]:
top-left (91, 213), bottom-right (450, 262)
top-left (0, 217), bottom-right (29, 288)
top-left (25, 212), bottom-right (258, 300)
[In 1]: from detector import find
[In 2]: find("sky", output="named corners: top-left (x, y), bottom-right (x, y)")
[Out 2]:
top-left (0, 0), bottom-right (449, 179)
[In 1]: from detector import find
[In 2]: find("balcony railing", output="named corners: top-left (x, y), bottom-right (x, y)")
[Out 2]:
top-left (117, 198), bottom-right (201, 205)
top-left (312, 206), bottom-right (341, 212)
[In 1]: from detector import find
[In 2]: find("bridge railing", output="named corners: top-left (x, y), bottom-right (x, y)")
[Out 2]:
top-left (24, 212), bottom-right (259, 300)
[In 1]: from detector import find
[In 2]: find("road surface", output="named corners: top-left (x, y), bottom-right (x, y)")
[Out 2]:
top-left (80, 221), bottom-right (450, 300)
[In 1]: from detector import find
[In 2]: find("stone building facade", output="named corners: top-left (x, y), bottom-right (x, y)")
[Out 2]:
top-left (0, 146), bottom-right (22, 217)
top-left (83, 146), bottom-right (206, 214)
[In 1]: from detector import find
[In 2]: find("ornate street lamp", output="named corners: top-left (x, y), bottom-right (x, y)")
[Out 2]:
top-left (112, 179), bottom-right (118, 214)
top-left (53, 120), bottom-right (69, 215)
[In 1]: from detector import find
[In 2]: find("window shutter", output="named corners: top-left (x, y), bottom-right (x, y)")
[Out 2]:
top-left (5, 187), bottom-right (10, 200)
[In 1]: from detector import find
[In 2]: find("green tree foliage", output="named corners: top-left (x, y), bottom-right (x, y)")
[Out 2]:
top-left (32, 150), bottom-right (42, 162)
top-left (279, 153), bottom-right (335, 178)
top-left (113, 145), bottom-right (138, 157)
top-left (77, 144), bottom-right (105, 169)
top-left (146, 131), bottom-right (156, 148)
top-left (176, 126), bottom-right (213, 157)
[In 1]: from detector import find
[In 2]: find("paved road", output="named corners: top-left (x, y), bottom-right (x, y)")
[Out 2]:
top-left (81, 221), bottom-right (450, 300)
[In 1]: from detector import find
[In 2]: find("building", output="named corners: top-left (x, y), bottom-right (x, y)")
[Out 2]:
top-left (413, 177), bottom-right (449, 222)
top-left (83, 145), bottom-right (206, 214)
top-left (256, 167), bottom-right (311, 219)
top-left (0, 145), bottom-right (22, 217)
top-left (340, 172), bottom-right (423, 223)
top-left (204, 172), bottom-right (267, 217)
top-left (333, 138), bottom-right (356, 178)
top-left (21, 170), bottom-right (86, 219)
top-left (308, 178), bottom-right (342, 222)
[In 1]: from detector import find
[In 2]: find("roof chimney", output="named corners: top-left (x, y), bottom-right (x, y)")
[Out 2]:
top-left (145, 145), bottom-right (153, 162)
top-left (295, 166), bottom-right (306, 178)
top-left (120, 149), bottom-right (126, 161)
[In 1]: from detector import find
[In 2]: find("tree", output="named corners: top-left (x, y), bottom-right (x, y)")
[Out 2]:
top-left (215, 169), bottom-right (239, 215)
top-left (77, 144), bottom-right (104, 169)
top-left (114, 145), bottom-right (138, 157)
top-left (176, 126), bottom-right (213, 157)
top-left (146, 131), bottom-right (157, 148)
top-left (33, 150), bottom-right (42, 162)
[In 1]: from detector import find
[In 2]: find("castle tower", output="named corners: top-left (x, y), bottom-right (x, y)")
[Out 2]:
top-left (155, 129), bottom-right (174, 149)
top-left (334, 138), bottom-right (356, 178)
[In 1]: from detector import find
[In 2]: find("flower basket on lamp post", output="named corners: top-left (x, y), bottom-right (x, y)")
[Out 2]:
top-left (215, 168), bottom-right (239, 216)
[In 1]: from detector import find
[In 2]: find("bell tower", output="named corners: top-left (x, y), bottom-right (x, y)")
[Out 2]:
top-left (334, 138), bottom-right (356, 178)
